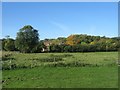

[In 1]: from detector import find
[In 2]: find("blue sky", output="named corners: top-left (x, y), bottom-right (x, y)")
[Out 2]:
top-left (2, 2), bottom-right (118, 40)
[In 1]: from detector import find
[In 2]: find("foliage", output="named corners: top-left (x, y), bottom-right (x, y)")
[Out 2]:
top-left (1, 32), bottom-right (119, 52)
top-left (66, 35), bottom-right (75, 45)
top-left (15, 25), bottom-right (39, 53)
top-left (49, 44), bottom-right (61, 52)
top-left (47, 34), bottom-right (119, 52)
top-left (33, 41), bottom-right (46, 53)
top-left (4, 38), bottom-right (15, 51)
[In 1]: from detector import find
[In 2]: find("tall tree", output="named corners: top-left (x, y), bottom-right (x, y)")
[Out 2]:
top-left (15, 25), bottom-right (39, 53)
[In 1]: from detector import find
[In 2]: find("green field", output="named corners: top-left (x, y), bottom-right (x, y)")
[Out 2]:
top-left (2, 52), bottom-right (118, 88)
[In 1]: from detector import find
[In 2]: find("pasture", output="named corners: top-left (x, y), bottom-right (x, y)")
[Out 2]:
top-left (2, 51), bottom-right (118, 88)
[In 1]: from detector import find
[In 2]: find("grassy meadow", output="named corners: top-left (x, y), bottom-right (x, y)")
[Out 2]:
top-left (2, 51), bottom-right (118, 88)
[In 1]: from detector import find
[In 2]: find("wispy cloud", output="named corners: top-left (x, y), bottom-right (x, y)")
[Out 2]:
top-left (50, 21), bottom-right (69, 31)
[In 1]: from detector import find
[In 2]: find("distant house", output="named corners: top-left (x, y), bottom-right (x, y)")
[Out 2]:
top-left (42, 41), bottom-right (52, 52)
top-left (42, 48), bottom-right (48, 52)
top-left (42, 38), bottom-right (66, 52)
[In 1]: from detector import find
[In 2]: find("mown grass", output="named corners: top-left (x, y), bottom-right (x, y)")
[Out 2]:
top-left (2, 51), bottom-right (118, 88)
top-left (3, 66), bottom-right (118, 88)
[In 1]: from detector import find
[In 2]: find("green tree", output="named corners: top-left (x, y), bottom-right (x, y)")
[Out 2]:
top-left (15, 25), bottom-right (39, 53)
top-left (1, 39), bottom-right (5, 50)
top-left (34, 41), bottom-right (46, 53)
top-left (64, 45), bottom-right (73, 52)
top-left (4, 38), bottom-right (15, 51)
top-left (50, 44), bottom-right (61, 52)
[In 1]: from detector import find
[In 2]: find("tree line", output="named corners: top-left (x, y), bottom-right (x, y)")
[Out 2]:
top-left (1, 25), bottom-right (120, 53)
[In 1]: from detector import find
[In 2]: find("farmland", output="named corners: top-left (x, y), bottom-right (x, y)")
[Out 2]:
top-left (2, 51), bottom-right (118, 88)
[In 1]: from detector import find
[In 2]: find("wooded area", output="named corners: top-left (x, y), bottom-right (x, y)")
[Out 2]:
top-left (1, 25), bottom-right (119, 53)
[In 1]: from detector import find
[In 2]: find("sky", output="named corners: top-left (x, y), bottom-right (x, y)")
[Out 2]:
top-left (2, 2), bottom-right (118, 40)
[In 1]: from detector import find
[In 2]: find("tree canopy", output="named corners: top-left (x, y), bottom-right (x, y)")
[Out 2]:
top-left (15, 25), bottom-right (39, 53)
top-left (1, 26), bottom-right (119, 53)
